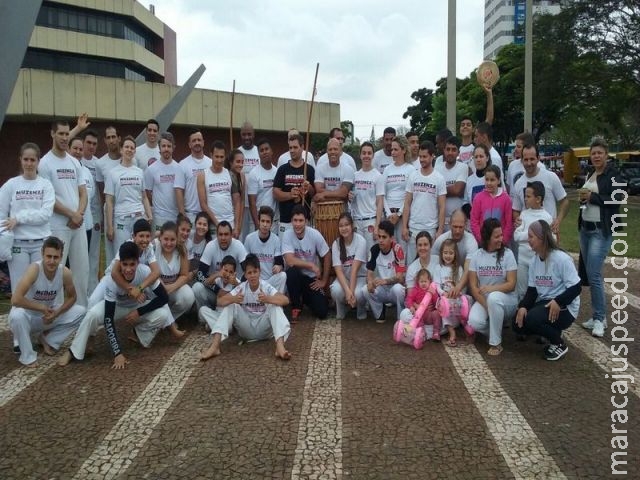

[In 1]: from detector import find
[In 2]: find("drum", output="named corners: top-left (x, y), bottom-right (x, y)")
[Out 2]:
top-left (314, 201), bottom-right (344, 248)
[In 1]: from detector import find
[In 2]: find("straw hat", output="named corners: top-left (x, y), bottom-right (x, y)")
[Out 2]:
top-left (476, 60), bottom-right (500, 88)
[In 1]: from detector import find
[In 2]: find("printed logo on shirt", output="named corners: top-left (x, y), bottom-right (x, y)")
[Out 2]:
top-left (293, 247), bottom-right (315, 261)
top-left (534, 275), bottom-right (554, 288)
top-left (262, 179), bottom-right (274, 188)
top-left (160, 174), bottom-right (175, 183)
top-left (15, 189), bottom-right (44, 201)
top-left (387, 174), bottom-right (407, 184)
top-left (33, 289), bottom-right (57, 302)
top-left (354, 179), bottom-right (374, 191)
top-left (323, 176), bottom-right (342, 189)
top-left (413, 181), bottom-right (437, 194)
top-left (477, 265), bottom-right (505, 277)
top-left (161, 273), bottom-right (179, 284)
top-left (147, 157), bottom-right (158, 167)
top-left (119, 176), bottom-right (141, 187)
top-left (244, 158), bottom-right (260, 168)
top-left (459, 151), bottom-right (473, 163)
top-left (343, 254), bottom-right (355, 267)
top-left (284, 174), bottom-right (305, 187)
top-left (244, 301), bottom-right (266, 315)
top-left (207, 181), bottom-right (231, 193)
top-left (470, 184), bottom-right (484, 202)
top-left (56, 169), bottom-right (76, 180)
top-left (255, 252), bottom-right (274, 263)
top-left (190, 167), bottom-right (206, 177)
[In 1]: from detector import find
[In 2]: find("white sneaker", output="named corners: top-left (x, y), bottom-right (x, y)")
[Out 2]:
top-left (592, 320), bottom-right (605, 338)
top-left (581, 318), bottom-right (595, 330)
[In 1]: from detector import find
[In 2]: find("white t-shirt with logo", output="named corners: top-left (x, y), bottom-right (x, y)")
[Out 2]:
top-left (203, 168), bottom-right (234, 224)
top-left (157, 249), bottom-right (181, 285)
top-left (458, 143), bottom-right (475, 169)
top-left (383, 162), bottom-right (415, 213)
top-left (316, 152), bottom-right (357, 172)
top-left (104, 164), bottom-right (146, 217)
top-left (144, 159), bottom-right (182, 220)
top-left (512, 168), bottom-right (567, 218)
top-left (247, 164), bottom-right (278, 214)
top-left (351, 168), bottom-right (384, 220)
top-left (244, 230), bottom-right (282, 281)
top-left (135, 143), bottom-right (160, 171)
top-left (405, 169), bottom-right (446, 232)
top-left (435, 160), bottom-right (469, 222)
top-left (527, 249), bottom-right (581, 318)
top-left (38, 150), bottom-right (84, 229)
top-left (469, 248), bottom-right (517, 296)
top-left (228, 279), bottom-right (279, 320)
top-left (315, 161), bottom-right (355, 192)
top-left (95, 154), bottom-right (121, 184)
top-left (282, 226), bottom-right (329, 278)
top-left (104, 264), bottom-right (160, 309)
top-left (200, 238), bottom-right (247, 276)
top-left (331, 232), bottom-right (367, 279)
top-left (179, 155), bottom-right (212, 214)
top-left (373, 150), bottom-right (393, 174)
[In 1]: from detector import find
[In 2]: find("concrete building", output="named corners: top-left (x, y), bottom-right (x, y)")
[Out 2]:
top-left (483, 0), bottom-right (561, 60)
top-left (1, 0), bottom-right (340, 183)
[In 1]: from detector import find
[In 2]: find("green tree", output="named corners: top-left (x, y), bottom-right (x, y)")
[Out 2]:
top-left (402, 87), bottom-right (435, 139)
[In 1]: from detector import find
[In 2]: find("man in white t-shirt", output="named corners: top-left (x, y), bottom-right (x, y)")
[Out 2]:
top-left (458, 117), bottom-right (476, 168)
top-left (313, 138), bottom-right (355, 203)
top-left (512, 143), bottom-right (568, 234)
top-left (176, 129), bottom-right (212, 223)
top-left (315, 127), bottom-right (357, 172)
top-left (435, 136), bottom-right (469, 231)
top-left (238, 122), bottom-right (260, 241)
top-left (244, 206), bottom-right (286, 293)
top-left (80, 129), bottom-right (102, 293)
top-left (373, 127), bottom-right (396, 174)
top-left (197, 140), bottom-right (233, 227)
top-left (38, 120), bottom-right (89, 307)
top-left (135, 119), bottom-right (160, 171)
top-left (95, 126), bottom-right (122, 265)
top-left (276, 128), bottom-right (315, 168)
top-left (506, 131), bottom-right (537, 193)
top-left (144, 132), bottom-right (182, 231)
top-left (402, 141), bottom-right (446, 261)
top-left (282, 205), bottom-right (330, 321)
top-left (249, 138), bottom-right (279, 232)
top-left (474, 122), bottom-right (504, 173)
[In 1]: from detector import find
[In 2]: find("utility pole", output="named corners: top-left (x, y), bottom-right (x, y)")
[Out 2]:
top-left (524, 0), bottom-right (533, 132)
top-left (446, 0), bottom-right (457, 133)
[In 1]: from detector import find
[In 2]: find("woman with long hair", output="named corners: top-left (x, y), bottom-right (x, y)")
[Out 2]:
top-left (225, 149), bottom-right (246, 239)
top-left (467, 218), bottom-right (518, 355)
top-left (513, 220), bottom-right (581, 360)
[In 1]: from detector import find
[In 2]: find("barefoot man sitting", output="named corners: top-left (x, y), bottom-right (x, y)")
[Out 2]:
top-left (200, 253), bottom-right (291, 361)
top-left (9, 236), bottom-right (85, 367)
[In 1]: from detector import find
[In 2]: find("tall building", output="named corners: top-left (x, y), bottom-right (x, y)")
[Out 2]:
top-left (483, 0), bottom-right (561, 60)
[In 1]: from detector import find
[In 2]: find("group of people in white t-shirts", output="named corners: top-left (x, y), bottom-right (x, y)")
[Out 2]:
top-left (0, 116), bottom-right (585, 369)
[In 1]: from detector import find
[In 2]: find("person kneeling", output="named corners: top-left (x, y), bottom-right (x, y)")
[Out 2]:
top-left (10, 236), bottom-right (85, 367)
top-left (200, 254), bottom-right (291, 361)
top-left (59, 241), bottom-right (170, 369)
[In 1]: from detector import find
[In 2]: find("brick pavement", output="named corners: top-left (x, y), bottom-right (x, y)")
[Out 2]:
top-left (1, 278), bottom-right (639, 478)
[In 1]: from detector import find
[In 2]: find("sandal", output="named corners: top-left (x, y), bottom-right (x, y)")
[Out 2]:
top-left (487, 345), bottom-right (503, 356)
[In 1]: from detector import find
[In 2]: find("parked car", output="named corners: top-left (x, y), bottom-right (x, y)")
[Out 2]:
top-left (617, 162), bottom-right (640, 195)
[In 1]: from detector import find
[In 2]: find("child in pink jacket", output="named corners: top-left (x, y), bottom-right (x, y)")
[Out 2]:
top-left (471, 165), bottom-right (513, 244)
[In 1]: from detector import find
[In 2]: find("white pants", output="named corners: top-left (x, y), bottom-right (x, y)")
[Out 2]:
top-left (52, 227), bottom-right (89, 307)
top-left (201, 303), bottom-right (290, 343)
top-left (8, 240), bottom-right (43, 293)
top-left (10, 304), bottom-right (85, 365)
top-left (330, 277), bottom-right (367, 319)
top-left (69, 300), bottom-right (169, 360)
top-left (360, 283), bottom-right (406, 319)
top-left (266, 271), bottom-right (287, 293)
top-left (88, 225), bottom-right (101, 294)
top-left (192, 282), bottom-right (218, 312)
top-left (467, 291), bottom-right (518, 346)
top-left (354, 218), bottom-right (376, 257)
top-left (88, 276), bottom-right (108, 309)
top-left (113, 213), bottom-right (144, 257)
top-left (167, 284), bottom-right (195, 321)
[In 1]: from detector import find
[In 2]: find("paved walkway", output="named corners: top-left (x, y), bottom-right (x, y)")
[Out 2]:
top-left (1, 269), bottom-right (639, 478)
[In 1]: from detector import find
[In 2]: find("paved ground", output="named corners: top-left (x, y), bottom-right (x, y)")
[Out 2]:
top-left (1, 267), bottom-right (639, 479)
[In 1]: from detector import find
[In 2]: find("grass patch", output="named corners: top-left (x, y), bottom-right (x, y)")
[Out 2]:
top-left (559, 198), bottom-right (639, 258)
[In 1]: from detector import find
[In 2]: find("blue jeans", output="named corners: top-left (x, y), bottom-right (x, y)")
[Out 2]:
top-left (579, 227), bottom-right (612, 322)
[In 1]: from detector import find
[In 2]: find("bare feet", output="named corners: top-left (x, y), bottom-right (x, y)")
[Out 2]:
top-left (275, 349), bottom-right (292, 361)
top-left (57, 350), bottom-right (74, 367)
top-left (169, 324), bottom-right (185, 340)
top-left (25, 360), bottom-right (38, 368)
top-left (39, 334), bottom-right (55, 356)
top-left (200, 344), bottom-right (221, 361)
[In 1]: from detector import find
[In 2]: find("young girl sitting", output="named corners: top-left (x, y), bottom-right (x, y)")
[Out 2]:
top-left (399, 269), bottom-right (441, 341)
top-left (471, 164), bottom-right (513, 246)
top-left (430, 239), bottom-right (470, 346)
top-left (513, 181), bottom-right (552, 300)
top-left (156, 221), bottom-right (195, 337)
top-left (188, 212), bottom-right (212, 277)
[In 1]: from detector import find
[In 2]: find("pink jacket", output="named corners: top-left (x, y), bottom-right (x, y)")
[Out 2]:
top-left (405, 284), bottom-right (437, 309)
top-left (470, 188), bottom-right (513, 244)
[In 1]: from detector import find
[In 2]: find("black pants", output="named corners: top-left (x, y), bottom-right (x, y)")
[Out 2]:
top-left (512, 301), bottom-right (574, 344)
top-left (286, 266), bottom-right (328, 319)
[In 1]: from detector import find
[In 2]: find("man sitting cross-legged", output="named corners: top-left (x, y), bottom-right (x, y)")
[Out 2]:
top-left (200, 253), bottom-right (291, 361)
top-left (59, 241), bottom-right (170, 369)
top-left (10, 236), bottom-right (85, 367)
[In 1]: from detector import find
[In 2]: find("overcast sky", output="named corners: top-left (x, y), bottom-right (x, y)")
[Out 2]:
top-left (149, 0), bottom-right (485, 141)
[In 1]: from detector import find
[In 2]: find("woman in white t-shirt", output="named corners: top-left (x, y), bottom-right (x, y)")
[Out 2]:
top-left (467, 218), bottom-right (518, 356)
top-left (405, 231), bottom-right (438, 289)
top-left (513, 220), bottom-right (581, 361)
top-left (226, 149), bottom-right (246, 239)
top-left (330, 213), bottom-right (368, 319)
top-left (0, 143), bottom-right (55, 295)
top-left (349, 141), bottom-right (384, 254)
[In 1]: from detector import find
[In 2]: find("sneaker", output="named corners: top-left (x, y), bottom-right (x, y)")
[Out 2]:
top-left (545, 343), bottom-right (568, 361)
top-left (376, 305), bottom-right (387, 324)
top-left (581, 318), bottom-right (595, 330)
top-left (291, 308), bottom-right (302, 324)
top-left (13, 345), bottom-right (21, 354)
top-left (592, 320), bottom-right (605, 338)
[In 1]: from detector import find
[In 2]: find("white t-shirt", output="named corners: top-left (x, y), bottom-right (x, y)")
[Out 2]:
top-left (316, 152), bottom-right (357, 172)
top-left (247, 164), bottom-right (278, 214)
top-left (506, 159), bottom-right (525, 193)
top-left (581, 173), bottom-right (600, 222)
top-left (383, 162), bottom-right (415, 213)
top-left (0, 175), bottom-right (55, 240)
top-left (430, 262), bottom-right (465, 293)
top-left (405, 256), bottom-right (439, 289)
top-left (203, 168), bottom-right (234, 224)
top-left (157, 249), bottom-right (182, 285)
top-left (512, 167), bottom-right (567, 218)
top-left (469, 248), bottom-right (517, 294)
top-left (528, 249), bottom-right (581, 318)
top-left (366, 242), bottom-right (407, 279)
top-left (432, 231), bottom-right (479, 264)
top-left (277, 151), bottom-right (315, 168)
top-left (179, 155), bottom-right (212, 214)
top-left (489, 146), bottom-right (504, 173)
top-left (282, 226), bottom-right (329, 278)
top-left (373, 150), bottom-right (393, 174)
top-left (435, 160), bottom-right (469, 222)
top-left (38, 150), bottom-right (84, 229)
top-left (200, 238), bottom-right (247, 276)
top-left (331, 232), bottom-right (367, 279)
top-left (80, 164), bottom-right (95, 230)
top-left (239, 145), bottom-right (260, 206)
top-left (228, 279), bottom-right (279, 320)
top-left (104, 264), bottom-right (160, 309)
top-left (82, 155), bottom-right (102, 223)
top-left (464, 171), bottom-right (486, 205)
top-left (244, 230), bottom-right (282, 281)
top-left (187, 234), bottom-right (208, 263)
top-left (405, 169), bottom-right (446, 232)
top-left (351, 168), bottom-right (384, 220)
top-left (513, 208), bottom-right (553, 263)
top-left (104, 164), bottom-right (146, 217)
top-left (106, 242), bottom-right (156, 275)
top-left (315, 161), bottom-right (355, 192)
top-left (144, 159), bottom-right (182, 220)
top-left (135, 143), bottom-right (160, 171)
top-left (458, 143), bottom-right (475, 169)
top-left (26, 262), bottom-right (64, 309)
top-left (95, 154), bottom-right (121, 184)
